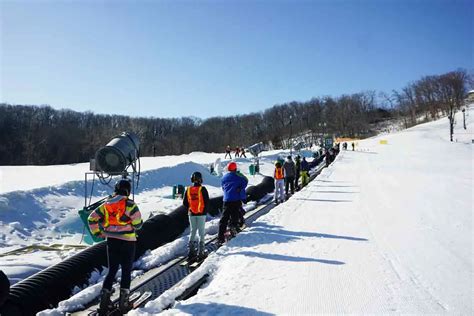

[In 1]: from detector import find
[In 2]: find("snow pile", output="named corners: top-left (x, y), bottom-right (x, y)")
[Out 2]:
top-left (0, 146), bottom-right (298, 291)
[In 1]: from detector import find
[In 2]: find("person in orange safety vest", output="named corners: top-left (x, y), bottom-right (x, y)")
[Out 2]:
top-left (274, 161), bottom-right (285, 204)
top-left (88, 179), bottom-right (142, 315)
top-left (183, 171), bottom-right (210, 261)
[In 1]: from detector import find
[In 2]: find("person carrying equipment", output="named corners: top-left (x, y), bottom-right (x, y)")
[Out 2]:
top-left (183, 171), bottom-right (210, 261)
top-left (218, 162), bottom-right (248, 244)
top-left (274, 161), bottom-right (285, 204)
top-left (88, 179), bottom-right (143, 315)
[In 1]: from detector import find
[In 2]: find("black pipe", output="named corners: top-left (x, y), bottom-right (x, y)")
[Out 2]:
top-left (0, 176), bottom-right (275, 315)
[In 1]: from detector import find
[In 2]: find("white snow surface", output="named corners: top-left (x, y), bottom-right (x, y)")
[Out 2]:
top-left (1, 107), bottom-right (473, 315)
top-left (138, 109), bottom-right (472, 315)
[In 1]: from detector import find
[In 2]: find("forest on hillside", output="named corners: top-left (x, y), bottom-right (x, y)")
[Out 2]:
top-left (0, 69), bottom-right (470, 165)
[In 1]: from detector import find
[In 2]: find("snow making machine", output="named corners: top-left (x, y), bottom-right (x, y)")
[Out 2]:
top-left (79, 131), bottom-right (141, 243)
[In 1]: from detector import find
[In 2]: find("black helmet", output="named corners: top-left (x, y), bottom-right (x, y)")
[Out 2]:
top-left (191, 171), bottom-right (203, 184)
top-left (114, 179), bottom-right (131, 196)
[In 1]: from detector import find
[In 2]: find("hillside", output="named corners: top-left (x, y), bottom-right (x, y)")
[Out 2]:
top-left (1, 106), bottom-right (472, 315)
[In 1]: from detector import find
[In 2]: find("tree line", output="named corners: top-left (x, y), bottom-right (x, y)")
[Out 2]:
top-left (0, 69), bottom-right (471, 165)
top-left (387, 69), bottom-right (472, 141)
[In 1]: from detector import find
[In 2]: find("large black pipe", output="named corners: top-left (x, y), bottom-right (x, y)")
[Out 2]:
top-left (0, 176), bottom-right (275, 315)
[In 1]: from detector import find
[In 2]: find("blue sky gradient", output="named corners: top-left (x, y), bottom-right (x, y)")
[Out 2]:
top-left (1, 0), bottom-right (472, 118)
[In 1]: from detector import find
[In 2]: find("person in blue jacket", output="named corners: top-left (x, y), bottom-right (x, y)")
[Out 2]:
top-left (237, 173), bottom-right (247, 229)
top-left (218, 161), bottom-right (248, 244)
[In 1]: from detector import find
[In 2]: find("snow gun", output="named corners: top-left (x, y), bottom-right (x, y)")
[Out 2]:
top-left (80, 131), bottom-right (141, 244)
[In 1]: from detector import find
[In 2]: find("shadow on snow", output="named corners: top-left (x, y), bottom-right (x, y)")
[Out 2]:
top-left (229, 250), bottom-right (345, 265)
top-left (172, 302), bottom-right (273, 315)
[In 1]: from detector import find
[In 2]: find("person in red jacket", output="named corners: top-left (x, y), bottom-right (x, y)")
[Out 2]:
top-left (183, 171), bottom-right (210, 261)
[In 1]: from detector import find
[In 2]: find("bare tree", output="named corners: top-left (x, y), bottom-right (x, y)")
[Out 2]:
top-left (435, 70), bottom-right (469, 141)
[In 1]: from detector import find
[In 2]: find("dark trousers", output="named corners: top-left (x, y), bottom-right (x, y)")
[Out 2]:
top-left (285, 177), bottom-right (295, 195)
top-left (294, 169), bottom-right (300, 189)
top-left (218, 201), bottom-right (241, 241)
top-left (103, 238), bottom-right (136, 291)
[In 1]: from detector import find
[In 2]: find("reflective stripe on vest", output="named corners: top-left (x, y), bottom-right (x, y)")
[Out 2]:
top-left (274, 167), bottom-right (284, 180)
top-left (103, 196), bottom-right (130, 227)
top-left (187, 186), bottom-right (204, 214)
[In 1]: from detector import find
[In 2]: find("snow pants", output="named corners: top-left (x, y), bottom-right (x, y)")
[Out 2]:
top-left (218, 201), bottom-right (241, 242)
top-left (274, 179), bottom-right (285, 202)
top-left (294, 169), bottom-right (301, 189)
top-left (300, 171), bottom-right (309, 187)
top-left (285, 176), bottom-right (295, 195)
top-left (103, 238), bottom-right (136, 290)
top-left (188, 214), bottom-right (206, 243)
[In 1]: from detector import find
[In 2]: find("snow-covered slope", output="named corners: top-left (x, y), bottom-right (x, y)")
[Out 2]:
top-left (132, 108), bottom-right (472, 315)
top-left (1, 106), bottom-right (473, 315)
top-left (0, 148), bottom-right (296, 284)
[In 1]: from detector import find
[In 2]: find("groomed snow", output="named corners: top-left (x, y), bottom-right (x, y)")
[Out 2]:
top-left (1, 106), bottom-right (473, 315)
top-left (133, 108), bottom-right (472, 315)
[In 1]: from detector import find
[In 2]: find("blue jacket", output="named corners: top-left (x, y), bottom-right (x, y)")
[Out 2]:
top-left (221, 171), bottom-right (248, 202)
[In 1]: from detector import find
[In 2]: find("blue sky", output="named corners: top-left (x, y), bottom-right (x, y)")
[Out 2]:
top-left (1, 0), bottom-right (472, 118)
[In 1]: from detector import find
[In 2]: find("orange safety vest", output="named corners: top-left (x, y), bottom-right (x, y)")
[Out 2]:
top-left (187, 186), bottom-right (205, 215)
top-left (103, 196), bottom-right (130, 227)
top-left (274, 167), bottom-right (284, 180)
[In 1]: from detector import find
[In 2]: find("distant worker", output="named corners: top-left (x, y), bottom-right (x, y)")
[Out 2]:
top-left (300, 157), bottom-right (310, 187)
top-left (218, 162), bottom-right (248, 244)
top-left (240, 146), bottom-right (247, 158)
top-left (183, 171), bottom-right (210, 261)
top-left (235, 146), bottom-right (241, 158)
top-left (225, 145), bottom-right (232, 159)
top-left (283, 155), bottom-right (296, 197)
top-left (351, 142), bottom-right (355, 151)
top-left (88, 179), bottom-right (143, 315)
top-left (273, 161), bottom-right (285, 204)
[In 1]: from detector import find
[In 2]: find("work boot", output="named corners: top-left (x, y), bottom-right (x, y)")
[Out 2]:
top-left (198, 241), bottom-right (208, 260)
top-left (98, 288), bottom-right (113, 316)
top-left (187, 241), bottom-right (198, 261)
top-left (119, 288), bottom-right (132, 313)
